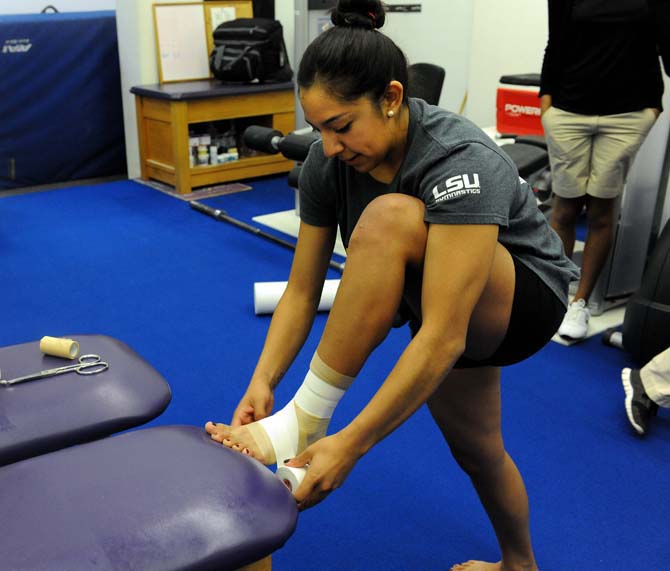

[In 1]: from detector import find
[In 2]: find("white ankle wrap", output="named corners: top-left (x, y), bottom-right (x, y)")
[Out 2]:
top-left (257, 401), bottom-right (299, 461)
top-left (256, 353), bottom-right (354, 465)
top-left (294, 371), bottom-right (346, 418)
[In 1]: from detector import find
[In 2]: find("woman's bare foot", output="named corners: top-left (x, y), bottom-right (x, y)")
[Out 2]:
top-left (450, 562), bottom-right (537, 571)
top-left (205, 421), bottom-right (277, 464)
top-left (206, 399), bottom-right (330, 465)
top-left (450, 562), bottom-right (502, 571)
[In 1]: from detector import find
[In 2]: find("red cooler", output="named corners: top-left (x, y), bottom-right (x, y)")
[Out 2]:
top-left (496, 73), bottom-right (544, 136)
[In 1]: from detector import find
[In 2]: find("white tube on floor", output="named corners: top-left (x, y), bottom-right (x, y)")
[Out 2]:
top-left (254, 279), bottom-right (340, 315)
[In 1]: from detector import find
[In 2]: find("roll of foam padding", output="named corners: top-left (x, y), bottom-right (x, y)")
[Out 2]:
top-left (39, 336), bottom-right (80, 359)
top-left (254, 279), bottom-right (340, 315)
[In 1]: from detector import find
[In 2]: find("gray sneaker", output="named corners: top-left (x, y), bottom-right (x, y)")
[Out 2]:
top-left (622, 368), bottom-right (659, 435)
top-left (558, 298), bottom-right (590, 340)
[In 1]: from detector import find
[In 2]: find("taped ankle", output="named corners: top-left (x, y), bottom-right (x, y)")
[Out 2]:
top-left (256, 402), bottom-right (297, 465)
top-left (310, 352), bottom-right (355, 390)
top-left (295, 403), bottom-right (330, 451)
top-left (256, 352), bottom-right (354, 464)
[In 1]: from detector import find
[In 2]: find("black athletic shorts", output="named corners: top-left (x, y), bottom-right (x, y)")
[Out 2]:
top-left (403, 255), bottom-right (567, 368)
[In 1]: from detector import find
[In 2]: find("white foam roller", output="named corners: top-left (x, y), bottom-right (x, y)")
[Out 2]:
top-left (254, 279), bottom-right (340, 315)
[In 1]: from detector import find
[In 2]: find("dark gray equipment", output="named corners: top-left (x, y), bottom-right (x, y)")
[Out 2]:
top-left (242, 125), bottom-right (320, 214)
top-left (242, 125), bottom-right (320, 161)
top-left (620, 219), bottom-right (670, 365)
top-left (408, 63), bottom-right (446, 106)
top-left (499, 135), bottom-right (553, 205)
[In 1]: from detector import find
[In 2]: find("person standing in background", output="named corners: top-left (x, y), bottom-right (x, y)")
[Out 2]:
top-left (540, 0), bottom-right (669, 341)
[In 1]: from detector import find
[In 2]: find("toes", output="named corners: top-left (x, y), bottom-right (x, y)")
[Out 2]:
top-left (450, 562), bottom-right (501, 571)
top-left (230, 442), bottom-right (251, 456)
top-left (213, 436), bottom-right (253, 457)
top-left (206, 421), bottom-right (232, 438)
top-left (209, 431), bottom-right (230, 445)
top-left (205, 423), bottom-right (254, 458)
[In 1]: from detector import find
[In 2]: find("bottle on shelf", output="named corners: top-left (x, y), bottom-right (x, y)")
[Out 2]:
top-left (197, 145), bottom-right (209, 166)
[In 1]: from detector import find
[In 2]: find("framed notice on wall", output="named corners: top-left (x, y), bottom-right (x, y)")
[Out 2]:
top-left (153, 1), bottom-right (253, 83)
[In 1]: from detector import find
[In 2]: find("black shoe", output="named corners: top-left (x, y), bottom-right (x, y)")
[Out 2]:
top-left (622, 368), bottom-right (659, 435)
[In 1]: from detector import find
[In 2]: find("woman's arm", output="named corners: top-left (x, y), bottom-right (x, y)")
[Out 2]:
top-left (233, 221), bottom-right (337, 424)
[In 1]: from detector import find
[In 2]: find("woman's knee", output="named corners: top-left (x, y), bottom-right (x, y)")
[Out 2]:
top-left (428, 401), bottom-right (506, 477)
top-left (348, 194), bottom-right (426, 260)
top-left (447, 433), bottom-right (506, 478)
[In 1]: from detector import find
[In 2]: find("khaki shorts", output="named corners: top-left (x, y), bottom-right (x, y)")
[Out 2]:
top-left (541, 106), bottom-right (658, 199)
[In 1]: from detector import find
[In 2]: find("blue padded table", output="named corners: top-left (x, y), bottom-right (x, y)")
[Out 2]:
top-left (0, 425), bottom-right (298, 571)
top-left (0, 334), bottom-right (171, 466)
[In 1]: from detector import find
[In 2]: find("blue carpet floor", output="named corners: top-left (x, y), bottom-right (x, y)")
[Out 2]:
top-left (1, 177), bottom-right (669, 570)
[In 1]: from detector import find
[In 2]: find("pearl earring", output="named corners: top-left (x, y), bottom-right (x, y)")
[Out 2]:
top-left (387, 110), bottom-right (395, 118)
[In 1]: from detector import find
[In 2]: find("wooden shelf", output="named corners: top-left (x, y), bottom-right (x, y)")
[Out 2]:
top-left (132, 80), bottom-right (295, 194)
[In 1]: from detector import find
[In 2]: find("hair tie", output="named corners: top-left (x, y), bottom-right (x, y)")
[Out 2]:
top-left (368, 11), bottom-right (376, 25)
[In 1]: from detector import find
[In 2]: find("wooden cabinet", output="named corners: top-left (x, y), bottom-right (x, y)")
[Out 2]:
top-left (132, 80), bottom-right (295, 194)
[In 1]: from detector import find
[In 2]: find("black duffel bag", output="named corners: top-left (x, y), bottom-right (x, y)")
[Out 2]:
top-left (209, 18), bottom-right (292, 83)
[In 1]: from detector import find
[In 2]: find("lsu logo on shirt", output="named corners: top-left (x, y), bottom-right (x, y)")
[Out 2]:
top-left (432, 174), bottom-right (481, 203)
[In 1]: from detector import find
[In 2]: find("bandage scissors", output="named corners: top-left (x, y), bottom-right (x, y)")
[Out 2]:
top-left (0, 354), bottom-right (109, 386)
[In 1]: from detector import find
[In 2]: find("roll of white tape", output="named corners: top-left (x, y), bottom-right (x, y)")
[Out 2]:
top-left (39, 336), bottom-right (80, 359)
top-left (276, 465), bottom-right (307, 492)
top-left (254, 279), bottom-right (340, 315)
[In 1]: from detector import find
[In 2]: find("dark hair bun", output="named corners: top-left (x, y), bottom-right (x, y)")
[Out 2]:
top-left (331, 0), bottom-right (386, 30)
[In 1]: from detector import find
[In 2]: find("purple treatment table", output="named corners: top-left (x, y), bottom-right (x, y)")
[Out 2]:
top-left (0, 334), bottom-right (171, 466)
top-left (0, 425), bottom-right (298, 571)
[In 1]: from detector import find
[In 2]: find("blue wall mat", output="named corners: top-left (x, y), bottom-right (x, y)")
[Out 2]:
top-left (0, 11), bottom-right (126, 189)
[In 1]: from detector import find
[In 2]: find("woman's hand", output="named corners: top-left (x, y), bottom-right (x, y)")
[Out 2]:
top-left (230, 377), bottom-right (275, 426)
top-left (540, 94), bottom-right (552, 117)
top-left (284, 431), bottom-right (364, 510)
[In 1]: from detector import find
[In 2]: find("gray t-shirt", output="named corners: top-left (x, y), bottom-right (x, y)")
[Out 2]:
top-left (299, 97), bottom-right (579, 305)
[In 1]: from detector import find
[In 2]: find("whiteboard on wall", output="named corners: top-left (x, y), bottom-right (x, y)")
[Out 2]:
top-left (154, 3), bottom-right (210, 82)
